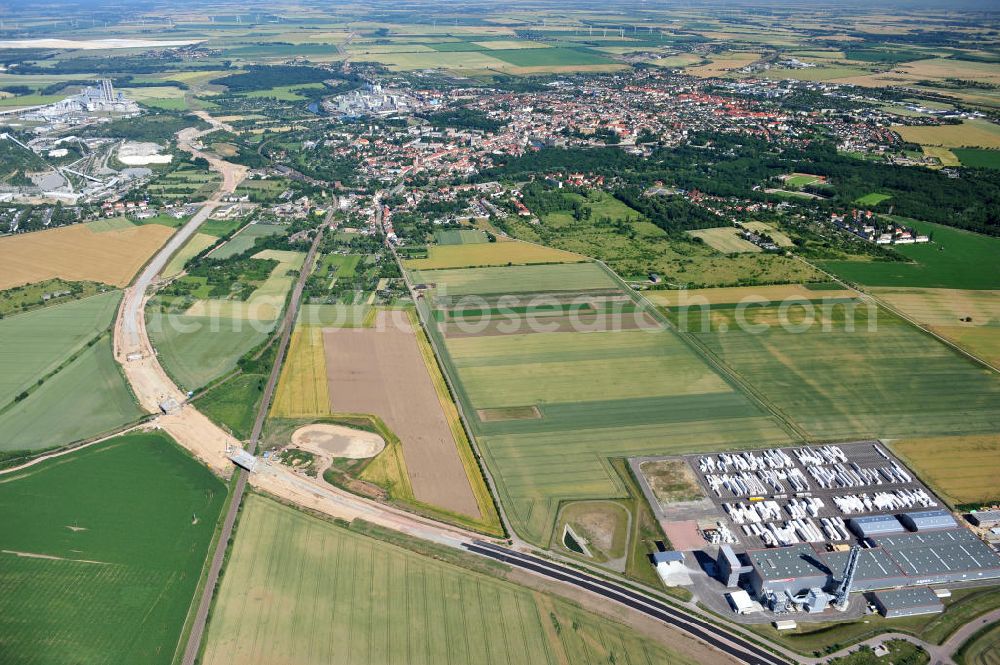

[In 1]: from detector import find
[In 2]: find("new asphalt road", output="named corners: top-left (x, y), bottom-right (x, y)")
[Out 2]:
top-left (465, 541), bottom-right (789, 665)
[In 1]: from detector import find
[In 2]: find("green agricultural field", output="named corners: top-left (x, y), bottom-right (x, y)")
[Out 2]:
top-left (855, 192), bottom-right (892, 206)
top-left (489, 47), bottom-right (615, 67)
top-left (201, 494), bottom-right (699, 665)
top-left (820, 220), bottom-right (1000, 289)
top-left (413, 262), bottom-right (616, 298)
top-left (199, 217), bottom-right (245, 238)
top-left (212, 223), bottom-right (287, 259)
top-left (0, 338), bottom-right (143, 452)
top-left (683, 302), bottom-right (1000, 441)
top-left (954, 148), bottom-right (1000, 169)
top-left (196, 373), bottom-right (264, 439)
top-left (0, 432), bottom-right (226, 664)
top-left (0, 290), bottom-right (121, 400)
top-left (416, 262), bottom-right (791, 544)
top-left (434, 228), bottom-right (489, 245)
top-left (0, 291), bottom-right (142, 452)
top-left (146, 309), bottom-right (274, 391)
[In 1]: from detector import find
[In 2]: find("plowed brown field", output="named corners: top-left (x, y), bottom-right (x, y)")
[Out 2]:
top-left (324, 311), bottom-right (481, 518)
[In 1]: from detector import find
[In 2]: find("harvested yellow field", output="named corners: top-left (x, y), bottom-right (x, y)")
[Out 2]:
top-left (872, 287), bottom-right (1000, 367)
top-left (893, 435), bottom-right (1000, 505)
top-left (0, 222), bottom-right (174, 290)
top-left (646, 283), bottom-right (854, 307)
top-left (404, 240), bottom-right (583, 270)
top-left (895, 120), bottom-right (1000, 149)
top-left (271, 327), bottom-right (330, 418)
top-left (900, 58), bottom-right (1000, 85)
top-left (921, 145), bottom-right (960, 167)
top-left (686, 227), bottom-right (761, 254)
top-left (686, 52), bottom-right (759, 77)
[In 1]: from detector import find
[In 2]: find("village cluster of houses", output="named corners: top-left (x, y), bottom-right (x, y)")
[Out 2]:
top-left (830, 210), bottom-right (930, 245)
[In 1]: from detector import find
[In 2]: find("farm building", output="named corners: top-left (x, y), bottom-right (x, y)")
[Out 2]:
top-left (848, 514), bottom-right (906, 539)
top-left (744, 529), bottom-right (1000, 599)
top-left (969, 511), bottom-right (1000, 528)
top-left (872, 587), bottom-right (944, 618)
top-left (899, 510), bottom-right (957, 532)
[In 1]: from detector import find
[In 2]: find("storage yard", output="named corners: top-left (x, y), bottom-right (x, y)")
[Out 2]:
top-left (685, 441), bottom-right (942, 550)
top-left (634, 441), bottom-right (1000, 620)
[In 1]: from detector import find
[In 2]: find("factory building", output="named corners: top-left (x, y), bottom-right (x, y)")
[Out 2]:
top-left (899, 510), bottom-right (957, 532)
top-left (872, 587), bottom-right (944, 618)
top-left (848, 514), bottom-right (906, 539)
top-left (741, 529), bottom-right (1000, 599)
top-left (969, 511), bottom-right (1000, 529)
top-left (718, 544), bottom-right (752, 588)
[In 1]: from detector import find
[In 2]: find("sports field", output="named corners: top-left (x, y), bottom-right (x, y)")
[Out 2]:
top-left (821, 220), bottom-right (1000, 290)
top-left (0, 222), bottom-right (174, 290)
top-left (416, 262), bottom-right (791, 543)
top-left (687, 303), bottom-right (1000, 440)
top-left (892, 435), bottom-right (1000, 506)
top-left (271, 326), bottom-right (330, 418)
top-left (201, 495), bottom-right (698, 665)
top-left (404, 240), bottom-right (583, 270)
top-left (871, 287), bottom-right (1000, 368)
top-left (146, 309), bottom-right (274, 391)
top-left (0, 432), bottom-right (226, 664)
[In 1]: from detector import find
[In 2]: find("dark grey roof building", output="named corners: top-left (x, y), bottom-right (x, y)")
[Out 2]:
top-left (745, 529), bottom-right (1000, 598)
top-left (899, 510), bottom-right (957, 532)
top-left (872, 587), bottom-right (943, 618)
top-left (848, 514), bottom-right (907, 539)
top-left (969, 511), bottom-right (1000, 529)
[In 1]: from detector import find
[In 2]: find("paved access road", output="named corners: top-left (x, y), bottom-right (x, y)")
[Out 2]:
top-left (465, 541), bottom-right (789, 665)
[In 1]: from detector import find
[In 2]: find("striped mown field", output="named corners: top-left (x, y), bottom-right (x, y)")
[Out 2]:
top-left (416, 262), bottom-right (792, 544)
top-left (684, 303), bottom-right (1000, 440)
top-left (201, 495), bottom-right (701, 665)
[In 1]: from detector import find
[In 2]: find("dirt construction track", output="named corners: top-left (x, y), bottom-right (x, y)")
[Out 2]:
top-left (324, 312), bottom-right (481, 518)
